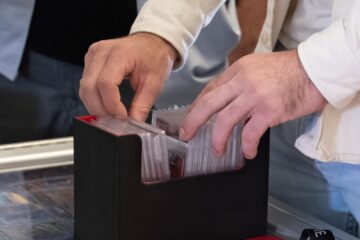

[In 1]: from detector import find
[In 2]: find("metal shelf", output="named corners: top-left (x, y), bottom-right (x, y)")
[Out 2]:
top-left (0, 137), bottom-right (73, 173)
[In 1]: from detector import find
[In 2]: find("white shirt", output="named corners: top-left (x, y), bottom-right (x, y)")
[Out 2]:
top-left (0, 0), bottom-right (239, 112)
top-left (279, 0), bottom-right (333, 49)
top-left (155, 1), bottom-right (239, 108)
top-left (140, 0), bottom-right (240, 108)
top-left (296, 0), bottom-right (360, 164)
top-left (131, 0), bottom-right (360, 164)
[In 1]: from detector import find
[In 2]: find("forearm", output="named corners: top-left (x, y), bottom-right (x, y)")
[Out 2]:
top-left (229, 0), bottom-right (267, 64)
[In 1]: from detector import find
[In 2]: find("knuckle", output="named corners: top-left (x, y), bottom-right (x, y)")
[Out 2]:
top-left (88, 42), bottom-right (99, 54)
top-left (199, 93), bottom-right (215, 109)
top-left (79, 80), bottom-right (92, 93)
top-left (96, 77), bottom-right (111, 90)
top-left (88, 40), bottom-right (108, 54)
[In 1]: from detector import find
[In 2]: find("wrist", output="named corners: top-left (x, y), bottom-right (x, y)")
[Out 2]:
top-left (133, 32), bottom-right (178, 64)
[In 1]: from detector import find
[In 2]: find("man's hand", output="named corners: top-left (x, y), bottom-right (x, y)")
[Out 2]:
top-left (180, 50), bottom-right (327, 159)
top-left (79, 33), bottom-right (177, 121)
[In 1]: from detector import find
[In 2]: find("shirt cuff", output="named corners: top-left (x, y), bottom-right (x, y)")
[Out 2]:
top-left (298, 19), bottom-right (360, 109)
top-left (130, 0), bottom-right (224, 70)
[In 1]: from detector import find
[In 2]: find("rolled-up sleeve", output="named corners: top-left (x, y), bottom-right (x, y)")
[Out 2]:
top-left (298, 1), bottom-right (360, 109)
top-left (130, 0), bottom-right (224, 69)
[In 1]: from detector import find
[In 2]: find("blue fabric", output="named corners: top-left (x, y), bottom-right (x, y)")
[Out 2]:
top-left (316, 160), bottom-right (360, 233)
top-left (0, 51), bottom-right (87, 143)
top-left (0, 0), bottom-right (35, 80)
top-left (0, 50), bottom-right (136, 144)
top-left (269, 117), bottom-right (359, 237)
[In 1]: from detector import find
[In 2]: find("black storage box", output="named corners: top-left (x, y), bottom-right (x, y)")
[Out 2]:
top-left (74, 116), bottom-right (269, 240)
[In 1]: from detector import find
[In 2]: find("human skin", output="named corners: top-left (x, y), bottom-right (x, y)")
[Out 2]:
top-left (79, 0), bottom-right (267, 121)
top-left (79, 32), bottom-right (177, 121)
top-left (79, 24), bottom-right (326, 160)
top-left (180, 50), bottom-right (327, 159)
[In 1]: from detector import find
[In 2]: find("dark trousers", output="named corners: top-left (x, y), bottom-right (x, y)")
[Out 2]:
top-left (0, 51), bottom-right (87, 144)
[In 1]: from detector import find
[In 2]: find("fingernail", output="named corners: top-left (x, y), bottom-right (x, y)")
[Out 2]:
top-left (130, 111), bottom-right (146, 122)
top-left (179, 128), bottom-right (185, 140)
top-left (212, 147), bottom-right (223, 158)
top-left (244, 152), bottom-right (256, 160)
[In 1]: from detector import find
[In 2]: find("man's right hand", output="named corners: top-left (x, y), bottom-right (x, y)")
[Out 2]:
top-left (79, 33), bottom-right (177, 121)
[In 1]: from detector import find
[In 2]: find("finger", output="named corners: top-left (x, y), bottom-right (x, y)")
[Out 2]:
top-left (82, 41), bottom-right (111, 82)
top-left (189, 62), bottom-right (239, 112)
top-left (96, 54), bottom-right (129, 117)
top-left (241, 113), bottom-right (269, 159)
top-left (129, 74), bottom-right (163, 121)
top-left (83, 42), bottom-right (98, 76)
top-left (189, 80), bottom-right (218, 113)
top-left (180, 80), bottom-right (239, 141)
top-left (79, 80), bottom-right (107, 116)
top-left (80, 46), bottom-right (112, 115)
top-left (211, 95), bottom-right (252, 156)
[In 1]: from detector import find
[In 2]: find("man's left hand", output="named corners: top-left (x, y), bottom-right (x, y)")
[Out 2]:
top-left (180, 50), bottom-right (327, 159)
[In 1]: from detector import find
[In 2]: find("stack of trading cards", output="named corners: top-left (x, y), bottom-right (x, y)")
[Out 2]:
top-left (92, 117), bottom-right (171, 183)
top-left (151, 106), bottom-right (187, 138)
top-left (152, 106), bottom-right (244, 177)
top-left (91, 106), bottom-right (244, 183)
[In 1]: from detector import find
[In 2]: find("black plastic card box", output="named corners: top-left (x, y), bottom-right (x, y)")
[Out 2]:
top-left (74, 116), bottom-right (269, 240)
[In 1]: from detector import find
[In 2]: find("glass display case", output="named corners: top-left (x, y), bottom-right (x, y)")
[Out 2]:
top-left (0, 138), bottom-right (357, 240)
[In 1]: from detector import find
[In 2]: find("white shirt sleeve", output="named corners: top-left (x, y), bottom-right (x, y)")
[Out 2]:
top-left (130, 0), bottom-right (225, 69)
top-left (297, 0), bottom-right (360, 109)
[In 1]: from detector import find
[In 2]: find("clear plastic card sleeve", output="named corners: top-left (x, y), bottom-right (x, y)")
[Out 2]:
top-left (89, 106), bottom-right (244, 183)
